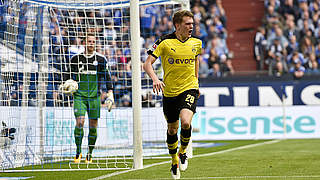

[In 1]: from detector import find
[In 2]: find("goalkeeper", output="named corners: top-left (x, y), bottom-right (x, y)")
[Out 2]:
top-left (62, 32), bottom-right (114, 164)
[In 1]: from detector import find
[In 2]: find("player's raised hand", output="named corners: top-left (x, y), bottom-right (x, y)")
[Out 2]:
top-left (153, 79), bottom-right (165, 95)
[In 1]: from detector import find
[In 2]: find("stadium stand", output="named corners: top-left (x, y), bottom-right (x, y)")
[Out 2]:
top-left (261, 0), bottom-right (320, 77)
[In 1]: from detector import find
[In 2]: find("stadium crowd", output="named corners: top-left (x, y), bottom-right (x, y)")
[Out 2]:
top-left (254, 0), bottom-right (320, 78)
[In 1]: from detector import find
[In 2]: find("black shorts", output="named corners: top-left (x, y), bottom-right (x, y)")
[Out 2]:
top-left (163, 89), bottom-right (199, 123)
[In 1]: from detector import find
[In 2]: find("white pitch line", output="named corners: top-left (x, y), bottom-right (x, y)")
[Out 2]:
top-left (127, 175), bottom-right (320, 180)
top-left (89, 139), bottom-right (282, 180)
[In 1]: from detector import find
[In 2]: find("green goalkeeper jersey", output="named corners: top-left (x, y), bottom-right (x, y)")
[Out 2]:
top-left (66, 52), bottom-right (113, 98)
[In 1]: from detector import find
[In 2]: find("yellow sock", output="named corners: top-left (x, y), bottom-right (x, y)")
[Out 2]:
top-left (170, 153), bottom-right (179, 165)
top-left (179, 145), bottom-right (187, 154)
top-left (180, 127), bottom-right (191, 155)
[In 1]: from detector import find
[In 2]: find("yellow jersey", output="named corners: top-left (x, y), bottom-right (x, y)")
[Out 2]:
top-left (147, 32), bottom-right (202, 97)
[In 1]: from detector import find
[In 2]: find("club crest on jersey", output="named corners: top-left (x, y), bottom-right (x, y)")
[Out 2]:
top-left (93, 60), bottom-right (98, 66)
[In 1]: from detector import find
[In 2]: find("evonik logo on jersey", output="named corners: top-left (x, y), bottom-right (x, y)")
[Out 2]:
top-left (168, 58), bottom-right (195, 64)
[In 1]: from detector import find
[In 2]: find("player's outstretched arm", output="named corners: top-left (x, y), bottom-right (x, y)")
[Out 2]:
top-left (143, 55), bottom-right (165, 95)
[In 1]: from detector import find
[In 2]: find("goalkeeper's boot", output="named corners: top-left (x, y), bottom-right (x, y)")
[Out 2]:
top-left (179, 153), bottom-right (188, 171)
top-left (170, 164), bottom-right (180, 179)
top-left (85, 154), bottom-right (92, 164)
top-left (74, 153), bottom-right (82, 163)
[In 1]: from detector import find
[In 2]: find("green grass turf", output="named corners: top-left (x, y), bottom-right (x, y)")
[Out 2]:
top-left (1, 139), bottom-right (319, 180)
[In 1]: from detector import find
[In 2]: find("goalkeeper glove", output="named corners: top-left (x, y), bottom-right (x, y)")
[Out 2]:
top-left (105, 91), bottom-right (114, 112)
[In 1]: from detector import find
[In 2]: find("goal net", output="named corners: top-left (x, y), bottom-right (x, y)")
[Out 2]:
top-left (0, 0), bottom-right (188, 171)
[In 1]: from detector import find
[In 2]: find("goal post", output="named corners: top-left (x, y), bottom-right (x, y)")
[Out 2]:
top-left (130, 0), bottom-right (143, 170)
top-left (0, 0), bottom-right (190, 171)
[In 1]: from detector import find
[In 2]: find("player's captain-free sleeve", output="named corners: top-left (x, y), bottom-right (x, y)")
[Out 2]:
top-left (196, 40), bottom-right (202, 57)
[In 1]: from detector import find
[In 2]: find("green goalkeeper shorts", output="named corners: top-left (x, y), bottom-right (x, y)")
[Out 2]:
top-left (73, 95), bottom-right (101, 119)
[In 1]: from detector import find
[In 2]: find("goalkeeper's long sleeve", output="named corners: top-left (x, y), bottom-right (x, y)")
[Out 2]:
top-left (62, 55), bottom-right (78, 82)
top-left (104, 69), bottom-right (113, 91)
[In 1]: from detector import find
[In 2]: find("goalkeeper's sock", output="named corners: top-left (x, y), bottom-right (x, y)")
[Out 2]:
top-left (167, 131), bottom-right (179, 165)
top-left (179, 126), bottom-right (192, 154)
top-left (88, 127), bottom-right (97, 154)
top-left (74, 127), bottom-right (84, 155)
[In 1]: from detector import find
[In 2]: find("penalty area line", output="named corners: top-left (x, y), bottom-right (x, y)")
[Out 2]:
top-left (89, 139), bottom-right (282, 180)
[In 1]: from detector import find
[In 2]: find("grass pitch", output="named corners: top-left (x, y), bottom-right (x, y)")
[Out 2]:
top-left (1, 139), bottom-right (320, 179)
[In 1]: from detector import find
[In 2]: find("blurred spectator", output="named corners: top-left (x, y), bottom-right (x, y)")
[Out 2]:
top-left (112, 8), bottom-right (123, 30)
top-left (214, 0), bottom-right (227, 26)
top-left (265, 0), bottom-right (281, 10)
top-left (10, 91), bottom-right (18, 106)
top-left (299, 20), bottom-right (315, 42)
top-left (286, 35), bottom-right (299, 56)
top-left (279, 0), bottom-right (299, 20)
top-left (208, 47), bottom-right (221, 77)
top-left (158, 16), bottom-right (171, 33)
top-left (212, 16), bottom-right (227, 41)
top-left (68, 37), bottom-right (84, 56)
top-left (314, 25), bottom-right (320, 43)
top-left (267, 25), bottom-right (288, 49)
top-left (198, 51), bottom-right (210, 78)
top-left (121, 94), bottom-right (131, 107)
top-left (315, 43), bottom-right (320, 64)
top-left (254, 26), bottom-right (267, 70)
top-left (267, 38), bottom-right (288, 76)
top-left (306, 53), bottom-right (320, 74)
top-left (286, 51), bottom-right (306, 73)
top-left (104, 22), bottom-right (117, 44)
top-left (10, 84), bottom-right (23, 106)
top-left (140, 6), bottom-right (156, 38)
top-left (283, 19), bottom-right (300, 41)
top-left (300, 36), bottom-right (315, 61)
top-left (142, 91), bottom-right (156, 107)
top-left (263, 5), bottom-right (284, 31)
top-left (193, 17), bottom-right (208, 46)
top-left (309, 0), bottom-right (320, 13)
top-left (289, 57), bottom-right (305, 79)
top-left (206, 36), bottom-right (234, 76)
top-left (192, 3), bottom-right (207, 21)
top-left (298, 0), bottom-right (309, 18)
top-left (297, 11), bottom-right (314, 31)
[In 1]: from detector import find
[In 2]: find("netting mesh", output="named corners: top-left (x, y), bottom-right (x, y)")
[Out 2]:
top-left (0, 0), bottom-right (183, 171)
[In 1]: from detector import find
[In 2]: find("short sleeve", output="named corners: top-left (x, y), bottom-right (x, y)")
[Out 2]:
top-left (197, 40), bottom-right (202, 56)
top-left (195, 40), bottom-right (202, 57)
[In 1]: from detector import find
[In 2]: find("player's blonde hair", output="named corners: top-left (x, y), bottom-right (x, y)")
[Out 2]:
top-left (172, 10), bottom-right (194, 28)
